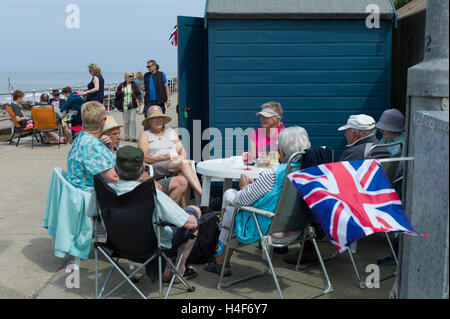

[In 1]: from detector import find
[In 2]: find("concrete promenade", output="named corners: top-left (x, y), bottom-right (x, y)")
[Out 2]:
top-left (0, 94), bottom-right (395, 299)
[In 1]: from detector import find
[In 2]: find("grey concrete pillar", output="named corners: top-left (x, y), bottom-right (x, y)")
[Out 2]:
top-left (398, 0), bottom-right (449, 299)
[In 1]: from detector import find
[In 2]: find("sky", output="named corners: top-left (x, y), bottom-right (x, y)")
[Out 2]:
top-left (0, 0), bottom-right (206, 76)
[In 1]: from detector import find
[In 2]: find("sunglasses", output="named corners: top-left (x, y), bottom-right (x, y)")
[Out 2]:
top-left (128, 75), bottom-right (134, 77)
top-left (147, 65), bottom-right (153, 68)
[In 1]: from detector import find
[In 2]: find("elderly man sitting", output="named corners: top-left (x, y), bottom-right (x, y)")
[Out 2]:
top-left (103, 145), bottom-right (201, 282)
top-left (204, 126), bottom-right (311, 276)
top-left (338, 114), bottom-right (391, 161)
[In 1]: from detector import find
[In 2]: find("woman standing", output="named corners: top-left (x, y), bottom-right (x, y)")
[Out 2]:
top-left (82, 63), bottom-right (105, 105)
top-left (114, 71), bottom-right (141, 142)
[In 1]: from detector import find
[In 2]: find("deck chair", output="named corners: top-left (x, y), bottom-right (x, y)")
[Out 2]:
top-left (31, 106), bottom-right (63, 149)
top-left (5, 105), bottom-right (38, 147)
top-left (217, 151), bottom-right (333, 299)
top-left (93, 175), bottom-right (196, 299)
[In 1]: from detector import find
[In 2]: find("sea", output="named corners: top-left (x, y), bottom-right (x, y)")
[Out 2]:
top-left (0, 71), bottom-right (176, 103)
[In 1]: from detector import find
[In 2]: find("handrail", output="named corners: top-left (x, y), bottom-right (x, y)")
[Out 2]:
top-left (0, 78), bottom-right (178, 105)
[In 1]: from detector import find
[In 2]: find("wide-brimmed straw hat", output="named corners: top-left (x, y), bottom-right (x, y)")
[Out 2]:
top-left (103, 116), bottom-right (123, 133)
top-left (142, 105), bottom-right (171, 128)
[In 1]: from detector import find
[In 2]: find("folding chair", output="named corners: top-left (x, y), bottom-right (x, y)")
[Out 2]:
top-left (217, 151), bottom-right (333, 299)
top-left (368, 141), bottom-right (404, 187)
top-left (349, 141), bottom-right (404, 254)
top-left (5, 105), bottom-right (38, 147)
top-left (42, 167), bottom-right (93, 266)
top-left (346, 146), bottom-right (415, 289)
top-left (31, 106), bottom-right (63, 149)
top-left (93, 175), bottom-right (196, 299)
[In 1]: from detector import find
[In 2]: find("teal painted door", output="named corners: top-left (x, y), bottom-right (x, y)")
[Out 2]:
top-left (177, 16), bottom-right (208, 161)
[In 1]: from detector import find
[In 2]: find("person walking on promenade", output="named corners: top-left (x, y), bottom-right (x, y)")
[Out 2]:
top-left (82, 63), bottom-right (105, 106)
top-left (134, 72), bottom-right (145, 114)
top-left (114, 71), bottom-right (142, 142)
top-left (141, 59), bottom-right (171, 115)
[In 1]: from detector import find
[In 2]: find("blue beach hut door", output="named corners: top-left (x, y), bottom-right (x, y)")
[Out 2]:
top-left (177, 16), bottom-right (208, 161)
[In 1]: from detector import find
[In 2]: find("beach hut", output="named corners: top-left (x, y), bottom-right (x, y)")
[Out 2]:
top-left (177, 0), bottom-right (396, 159)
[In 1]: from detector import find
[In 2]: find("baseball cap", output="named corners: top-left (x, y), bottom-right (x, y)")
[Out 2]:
top-left (338, 114), bottom-right (376, 131)
top-left (116, 146), bottom-right (144, 175)
top-left (375, 108), bottom-right (405, 132)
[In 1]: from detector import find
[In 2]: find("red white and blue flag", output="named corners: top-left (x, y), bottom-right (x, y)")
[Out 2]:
top-left (288, 159), bottom-right (427, 253)
top-left (169, 25), bottom-right (177, 46)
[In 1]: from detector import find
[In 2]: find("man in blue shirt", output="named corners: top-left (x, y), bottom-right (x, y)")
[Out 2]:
top-left (141, 60), bottom-right (171, 115)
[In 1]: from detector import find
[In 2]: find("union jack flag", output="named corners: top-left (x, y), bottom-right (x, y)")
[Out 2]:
top-left (169, 25), bottom-right (177, 46)
top-left (288, 159), bottom-right (427, 253)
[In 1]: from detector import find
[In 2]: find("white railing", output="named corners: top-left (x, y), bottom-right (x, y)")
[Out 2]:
top-left (0, 77), bottom-right (178, 106)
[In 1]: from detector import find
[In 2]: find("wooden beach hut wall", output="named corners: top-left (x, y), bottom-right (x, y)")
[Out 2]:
top-left (200, 0), bottom-right (396, 158)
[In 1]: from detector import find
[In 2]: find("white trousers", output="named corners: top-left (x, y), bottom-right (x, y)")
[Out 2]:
top-left (122, 108), bottom-right (136, 140)
top-left (219, 189), bottom-right (240, 249)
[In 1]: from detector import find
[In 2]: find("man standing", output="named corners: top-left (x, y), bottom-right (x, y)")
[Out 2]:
top-left (338, 114), bottom-right (391, 161)
top-left (49, 89), bottom-right (66, 112)
top-left (142, 60), bottom-right (171, 116)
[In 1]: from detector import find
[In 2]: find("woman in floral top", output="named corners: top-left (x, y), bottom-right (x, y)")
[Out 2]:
top-left (67, 101), bottom-right (118, 191)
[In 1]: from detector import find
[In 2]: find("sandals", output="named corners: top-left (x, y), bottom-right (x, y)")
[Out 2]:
top-left (162, 265), bottom-right (198, 284)
top-left (204, 261), bottom-right (231, 276)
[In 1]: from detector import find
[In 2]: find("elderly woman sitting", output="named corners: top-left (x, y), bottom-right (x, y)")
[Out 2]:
top-left (138, 105), bottom-right (202, 197)
top-left (375, 108), bottom-right (405, 155)
top-left (67, 101), bottom-right (118, 190)
top-left (204, 126), bottom-right (311, 276)
top-left (249, 101), bottom-right (286, 160)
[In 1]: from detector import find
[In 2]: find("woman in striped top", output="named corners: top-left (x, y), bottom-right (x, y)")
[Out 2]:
top-left (204, 126), bottom-right (311, 276)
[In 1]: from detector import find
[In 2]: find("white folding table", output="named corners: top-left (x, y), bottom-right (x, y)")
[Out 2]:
top-left (196, 156), bottom-right (268, 207)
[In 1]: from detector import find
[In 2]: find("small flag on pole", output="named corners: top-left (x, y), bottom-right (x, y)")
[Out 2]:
top-left (288, 159), bottom-right (428, 253)
top-left (169, 25), bottom-right (177, 46)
